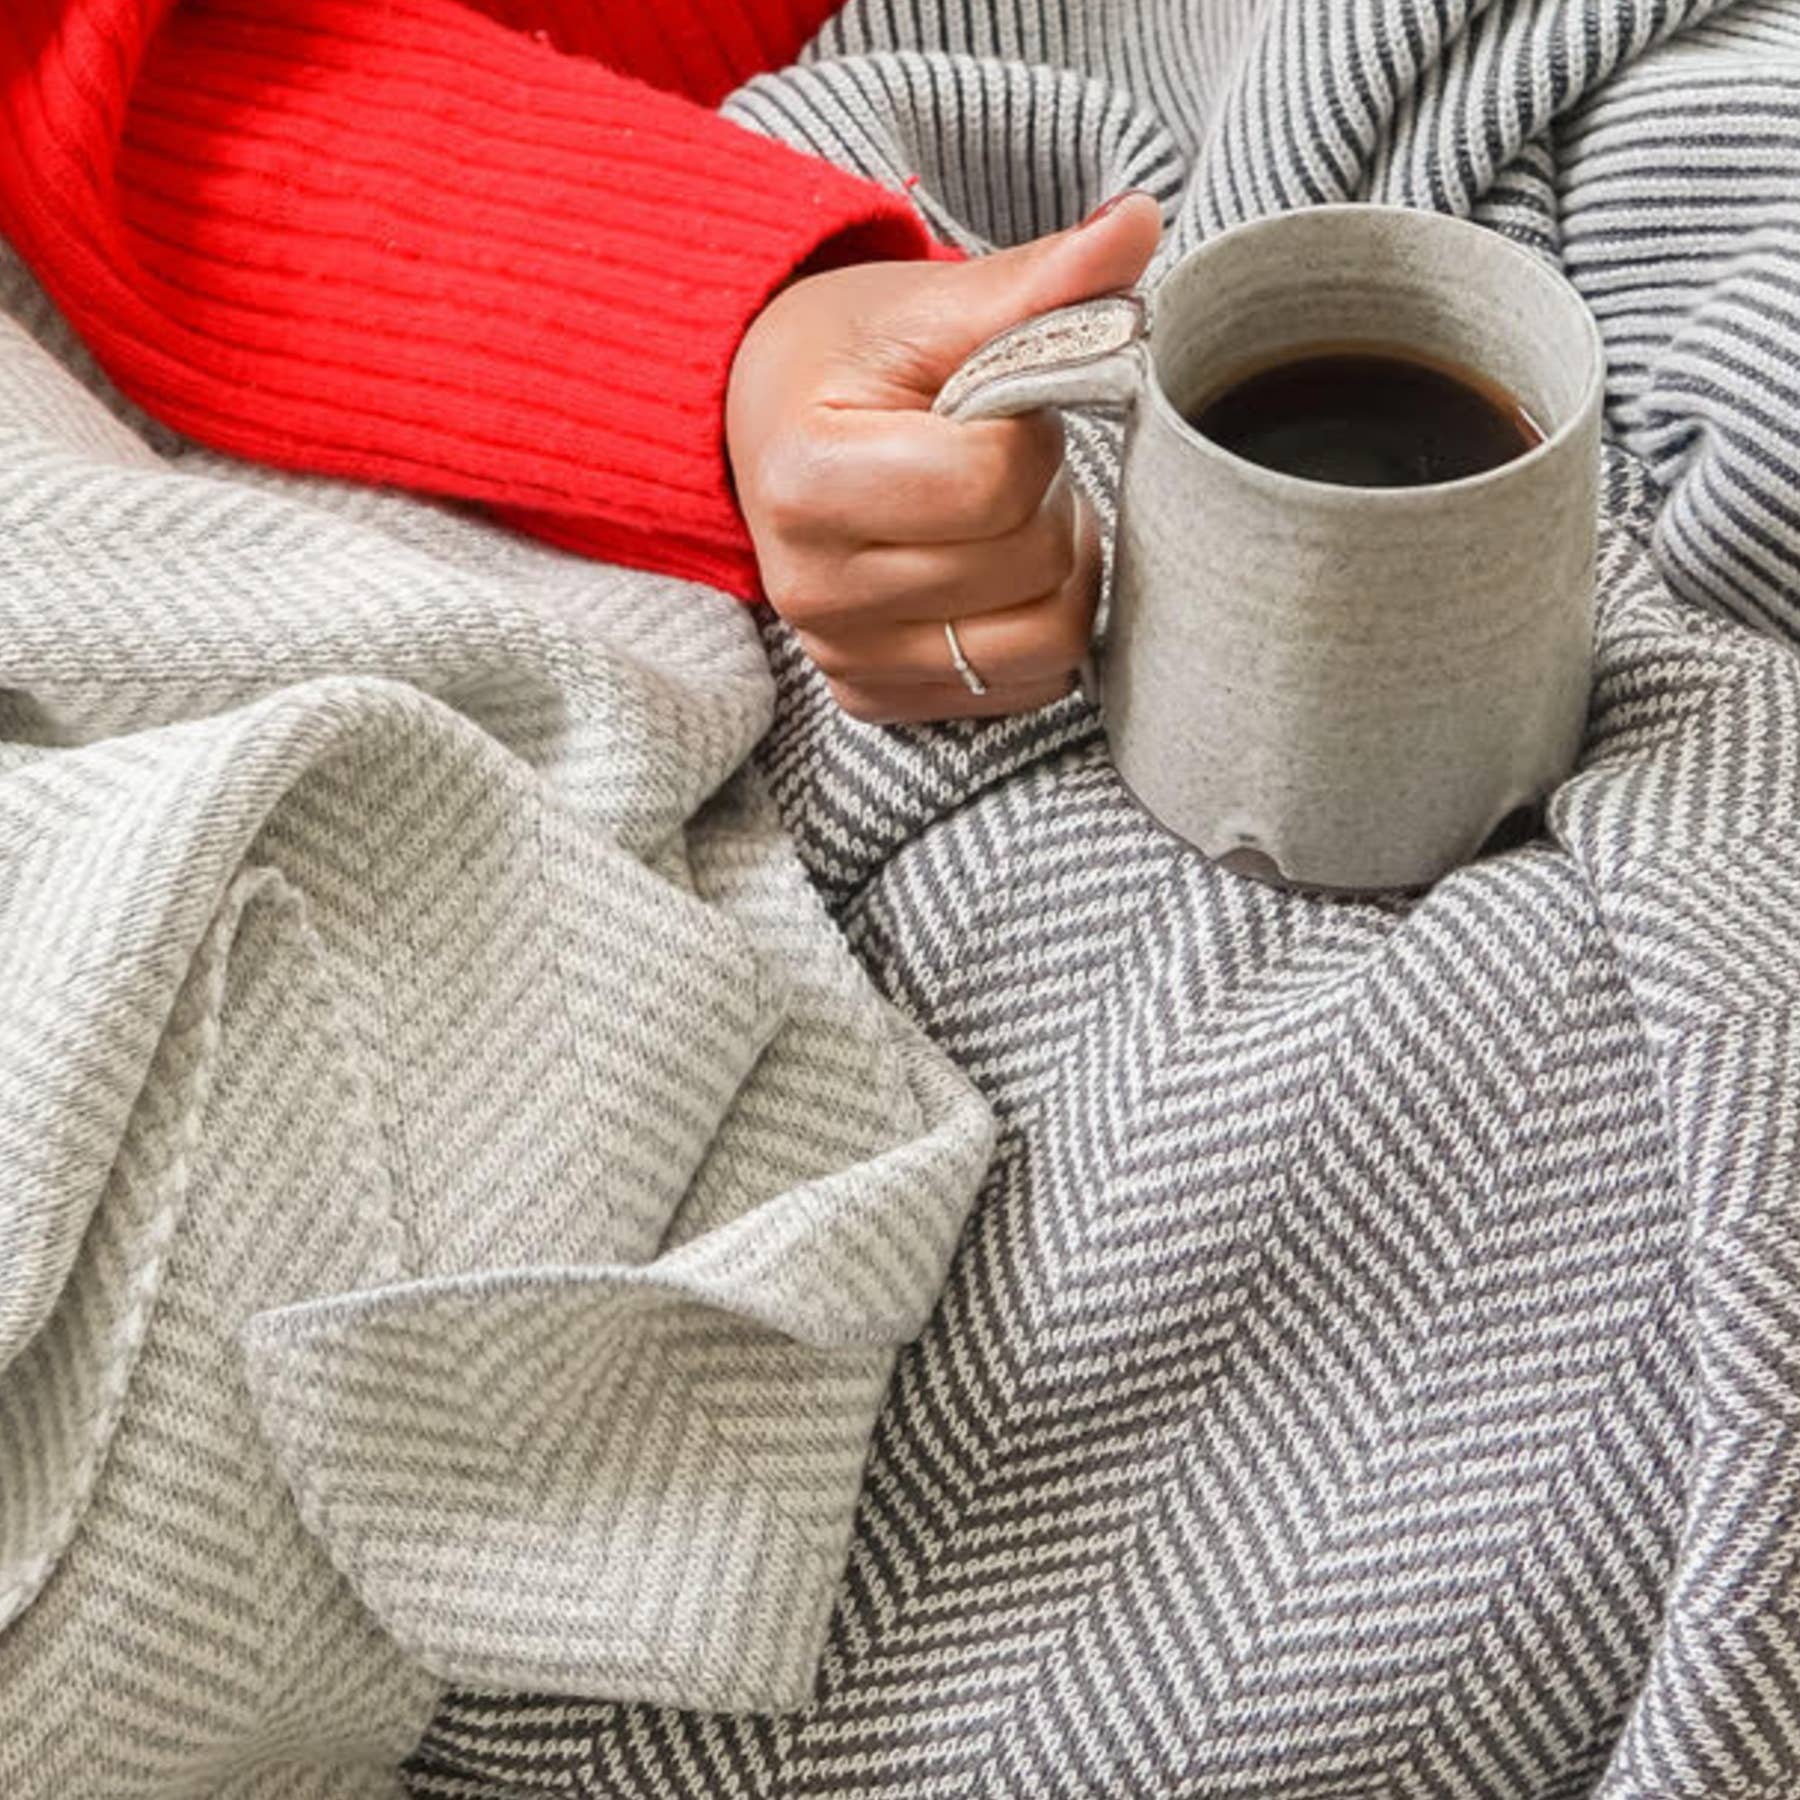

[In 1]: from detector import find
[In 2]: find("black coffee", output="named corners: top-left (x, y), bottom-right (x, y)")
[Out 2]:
top-left (1188, 343), bottom-right (1544, 487)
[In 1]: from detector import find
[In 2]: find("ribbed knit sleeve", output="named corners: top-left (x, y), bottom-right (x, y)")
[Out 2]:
top-left (0, 0), bottom-right (939, 594)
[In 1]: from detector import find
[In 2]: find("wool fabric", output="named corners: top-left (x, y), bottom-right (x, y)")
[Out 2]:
top-left (0, 0), bottom-right (940, 596)
top-left (0, 233), bottom-right (996, 1797)
top-left (419, 2), bottom-right (1800, 1794)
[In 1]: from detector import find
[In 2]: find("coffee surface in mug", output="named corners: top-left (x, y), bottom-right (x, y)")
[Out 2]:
top-left (1188, 342), bottom-right (1544, 488)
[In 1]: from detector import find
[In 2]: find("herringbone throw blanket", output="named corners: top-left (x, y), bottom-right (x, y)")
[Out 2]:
top-left (411, 2), bottom-right (1800, 1798)
top-left (0, 255), bottom-right (997, 1788)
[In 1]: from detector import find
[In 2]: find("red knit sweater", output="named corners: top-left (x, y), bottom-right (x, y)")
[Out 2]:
top-left (0, 1), bottom-right (941, 595)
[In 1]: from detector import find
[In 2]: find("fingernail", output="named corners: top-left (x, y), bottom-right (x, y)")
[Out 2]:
top-left (1081, 190), bottom-right (1149, 228)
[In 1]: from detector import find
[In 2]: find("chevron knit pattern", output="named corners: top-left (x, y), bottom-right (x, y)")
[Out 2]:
top-left (0, 254), bottom-right (994, 1795)
top-left (411, 3), bottom-right (1800, 1798)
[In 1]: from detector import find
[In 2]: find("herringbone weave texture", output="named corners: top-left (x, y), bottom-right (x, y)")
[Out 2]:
top-left (0, 261), bottom-right (994, 1793)
top-left (414, 2), bottom-right (1800, 1797)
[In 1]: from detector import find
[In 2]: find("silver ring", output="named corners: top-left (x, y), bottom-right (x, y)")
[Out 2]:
top-left (944, 620), bottom-right (989, 696)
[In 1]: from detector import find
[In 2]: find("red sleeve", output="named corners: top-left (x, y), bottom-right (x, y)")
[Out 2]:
top-left (0, 0), bottom-right (940, 596)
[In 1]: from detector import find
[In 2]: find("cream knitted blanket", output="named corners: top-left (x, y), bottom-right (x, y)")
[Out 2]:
top-left (0, 261), bottom-right (993, 1796)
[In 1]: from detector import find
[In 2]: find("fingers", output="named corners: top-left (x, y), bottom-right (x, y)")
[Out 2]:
top-left (722, 208), bottom-right (1149, 725)
top-left (797, 524), bottom-right (1094, 686)
top-left (790, 475), bottom-right (1077, 626)
top-left (891, 190), bottom-right (1165, 393)
top-left (756, 407), bottom-right (1065, 552)
top-left (825, 673), bottom-right (1077, 725)
top-left (804, 504), bottom-right (1103, 723)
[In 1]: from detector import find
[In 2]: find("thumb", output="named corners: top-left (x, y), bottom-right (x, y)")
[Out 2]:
top-left (932, 191), bottom-right (1162, 369)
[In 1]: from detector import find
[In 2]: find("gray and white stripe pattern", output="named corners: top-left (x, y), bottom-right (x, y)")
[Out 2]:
top-left (0, 254), bottom-right (995, 1792)
top-left (417, 2), bottom-right (1800, 1797)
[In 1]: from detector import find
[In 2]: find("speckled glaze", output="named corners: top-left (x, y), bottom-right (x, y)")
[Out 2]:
top-left (934, 205), bottom-right (1605, 892)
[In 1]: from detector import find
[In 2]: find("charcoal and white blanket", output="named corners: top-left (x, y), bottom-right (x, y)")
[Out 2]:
top-left (5, 2), bottom-right (1800, 1799)
top-left (414, 2), bottom-right (1800, 1797)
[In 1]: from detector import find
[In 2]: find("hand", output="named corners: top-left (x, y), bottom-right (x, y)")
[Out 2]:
top-left (726, 193), bottom-right (1161, 723)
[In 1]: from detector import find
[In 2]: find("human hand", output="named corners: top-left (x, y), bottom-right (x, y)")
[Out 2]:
top-left (726, 193), bottom-right (1161, 723)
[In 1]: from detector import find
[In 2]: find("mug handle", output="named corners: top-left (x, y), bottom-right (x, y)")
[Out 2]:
top-left (931, 292), bottom-right (1150, 421)
top-left (932, 292), bottom-right (1150, 704)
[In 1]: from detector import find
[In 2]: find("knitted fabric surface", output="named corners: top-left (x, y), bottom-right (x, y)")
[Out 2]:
top-left (413, 2), bottom-right (1800, 1798)
top-left (0, 259), bottom-right (995, 1792)
top-left (0, 0), bottom-right (941, 595)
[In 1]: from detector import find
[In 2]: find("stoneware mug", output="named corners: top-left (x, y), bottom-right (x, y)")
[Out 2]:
top-left (933, 203), bottom-right (1605, 893)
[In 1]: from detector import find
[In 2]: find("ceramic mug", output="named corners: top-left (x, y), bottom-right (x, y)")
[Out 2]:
top-left (933, 204), bottom-right (1605, 892)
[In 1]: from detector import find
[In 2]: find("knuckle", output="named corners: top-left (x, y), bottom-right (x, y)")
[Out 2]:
top-left (755, 425), bottom-right (841, 536)
top-left (752, 461), bottom-right (801, 536)
top-left (829, 680), bottom-right (892, 725)
top-left (760, 553), bottom-right (845, 628)
top-left (759, 560), bottom-right (812, 621)
top-left (797, 630), bottom-right (855, 682)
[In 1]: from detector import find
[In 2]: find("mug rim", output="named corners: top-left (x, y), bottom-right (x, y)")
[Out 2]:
top-left (1142, 203), bottom-right (1607, 504)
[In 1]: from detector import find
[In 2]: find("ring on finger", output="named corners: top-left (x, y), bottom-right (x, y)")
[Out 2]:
top-left (944, 620), bottom-right (989, 696)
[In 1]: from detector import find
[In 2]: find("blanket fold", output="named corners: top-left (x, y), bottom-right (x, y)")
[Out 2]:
top-left (418, 5), bottom-right (1800, 1798)
top-left (9, 2), bottom-right (1800, 1798)
top-left (0, 284), bottom-right (992, 1795)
